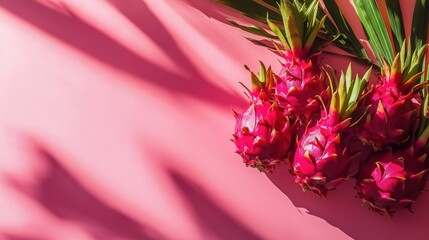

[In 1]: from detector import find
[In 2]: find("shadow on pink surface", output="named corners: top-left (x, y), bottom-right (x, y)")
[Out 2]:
top-left (167, 168), bottom-right (262, 240)
top-left (181, 0), bottom-right (247, 24)
top-left (1, 233), bottom-right (43, 240)
top-left (267, 164), bottom-right (429, 240)
top-left (6, 147), bottom-right (165, 240)
top-left (184, 1), bottom-right (429, 239)
top-left (0, 0), bottom-right (244, 109)
top-left (107, 0), bottom-right (205, 81)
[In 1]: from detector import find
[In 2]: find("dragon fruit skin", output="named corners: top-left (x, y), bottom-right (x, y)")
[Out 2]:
top-left (233, 101), bottom-right (292, 172)
top-left (291, 65), bottom-right (371, 196)
top-left (356, 147), bottom-right (428, 215)
top-left (292, 112), bottom-right (351, 196)
top-left (359, 74), bottom-right (421, 150)
top-left (358, 47), bottom-right (428, 151)
top-left (357, 73), bottom-right (429, 215)
top-left (232, 63), bottom-right (293, 172)
top-left (275, 57), bottom-right (328, 118)
top-left (342, 127), bottom-right (375, 177)
top-left (262, 0), bottom-right (329, 119)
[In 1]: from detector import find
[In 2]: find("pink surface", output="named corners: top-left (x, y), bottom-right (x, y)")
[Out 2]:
top-left (0, 0), bottom-right (427, 239)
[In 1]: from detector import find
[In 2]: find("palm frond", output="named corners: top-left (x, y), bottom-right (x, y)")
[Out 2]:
top-left (323, 0), bottom-right (367, 59)
top-left (215, 0), bottom-right (371, 62)
top-left (353, 0), bottom-right (395, 65)
top-left (385, 0), bottom-right (405, 53)
top-left (216, 0), bottom-right (282, 23)
top-left (411, 0), bottom-right (429, 52)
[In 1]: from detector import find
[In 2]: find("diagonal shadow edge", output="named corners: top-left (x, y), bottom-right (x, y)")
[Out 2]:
top-left (166, 167), bottom-right (263, 240)
top-left (6, 146), bottom-right (166, 240)
top-left (0, 0), bottom-right (244, 108)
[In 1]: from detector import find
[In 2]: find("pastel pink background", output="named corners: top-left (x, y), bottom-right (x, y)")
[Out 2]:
top-left (0, 0), bottom-right (427, 239)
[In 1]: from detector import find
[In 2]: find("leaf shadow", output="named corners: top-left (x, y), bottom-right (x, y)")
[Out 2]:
top-left (0, 233), bottom-right (44, 240)
top-left (181, 0), bottom-right (260, 25)
top-left (107, 0), bottom-right (204, 81)
top-left (166, 168), bottom-right (262, 240)
top-left (266, 164), bottom-right (429, 240)
top-left (6, 147), bottom-right (165, 240)
top-left (0, 0), bottom-right (244, 108)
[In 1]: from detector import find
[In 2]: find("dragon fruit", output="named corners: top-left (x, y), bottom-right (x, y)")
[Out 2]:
top-left (266, 0), bottom-right (329, 118)
top-left (291, 65), bottom-right (372, 196)
top-left (358, 45), bottom-right (427, 151)
top-left (275, 57), bottom-right (327, 118)
top-left (356, 93), bottom-right (429, 215)
top-left (356, 148), bottom-right (428, 215)
top-left (221, 0), bottom-right (429, 216)
top-left (342, 128), bottom-right (375, 177)
top-left (233, 63), bottom-right (292, 172)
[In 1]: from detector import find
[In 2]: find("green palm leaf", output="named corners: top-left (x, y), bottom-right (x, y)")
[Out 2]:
top-left (353, 0), bottom-right (395, 65)
top-left (323, 0), bottom-right (367, 59)
top-left (217, 0), bottom-right (427, 70)
top-left (411, 0), bottom-right (429, 52)
top-left (385, 0), bottom-right (405, 53)
top-left (216, 0), bottom-right (282, 23)
top-left (227, 19), bottom-right (277, 38)
top-left (215, 0), bottom-right (370, 61)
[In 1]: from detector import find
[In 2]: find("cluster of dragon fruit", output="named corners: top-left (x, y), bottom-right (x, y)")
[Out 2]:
top-left (230, 0), bottom-right (429, 215)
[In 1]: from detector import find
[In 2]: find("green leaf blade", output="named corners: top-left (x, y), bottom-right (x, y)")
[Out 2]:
top-left (216, 0), bottom-right (282, 23)
top-left (354, 0), bottom-right (395, 65)
top-left (385, 0), bottom-right (405, 53)
top-left (411, 0), bottom-right (429, 52)
top-left (323, 0), bottom-right (367, 59)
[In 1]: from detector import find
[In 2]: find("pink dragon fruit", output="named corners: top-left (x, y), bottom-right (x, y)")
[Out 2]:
top-left (358, 46), bottom-right (427, 150)
top-left (275, 57), bottom-right (327, 118)
top-left (342, 128), bottom-right (375, 177)
top-left (233, 63), bottom-right (292, 172)
top-left (356, 148), bottom-right (428, 215)
top-left (291, 65), bottom-right (371, 196)
top-left (265, 0), bottom-right (329, 118)
top-left (356, 89), bottom-right (429, 215)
